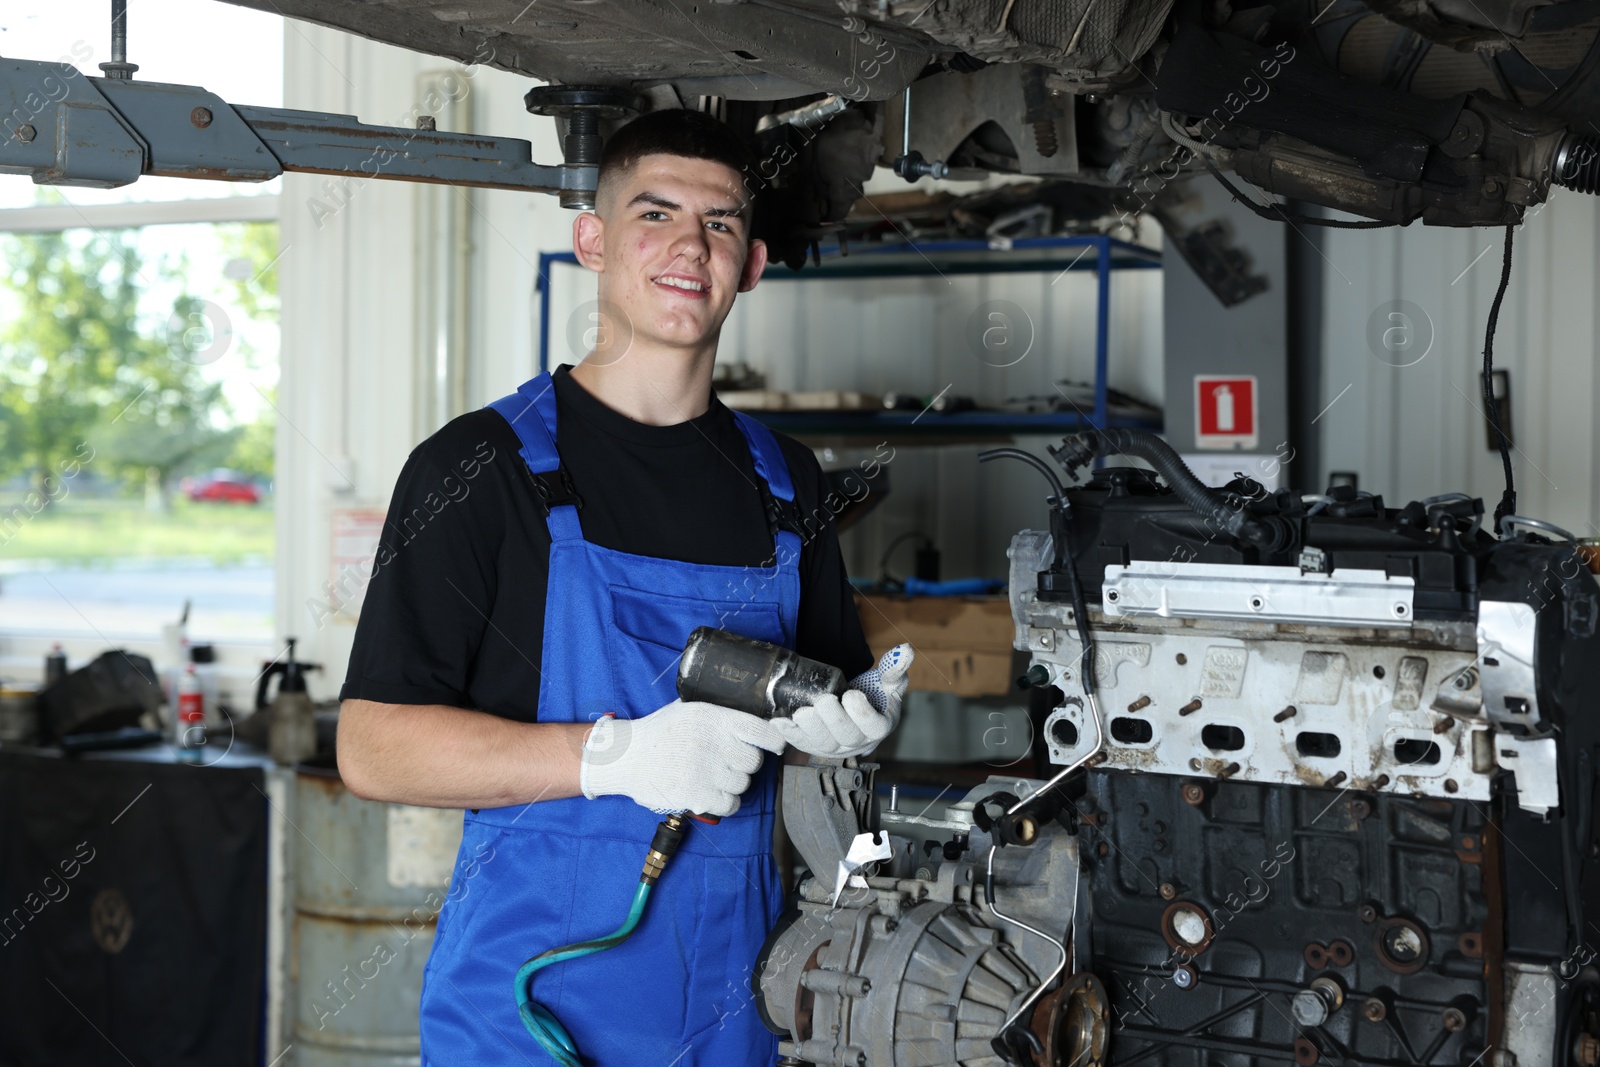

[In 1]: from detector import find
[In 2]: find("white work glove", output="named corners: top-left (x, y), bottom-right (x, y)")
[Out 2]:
top-left (773, 644), bottom-right (914, 759)
top-left (579, 700), bottom-right (786, 817)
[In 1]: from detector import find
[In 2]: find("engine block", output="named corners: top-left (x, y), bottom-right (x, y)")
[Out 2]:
top-left (758, 451), bottom-right (1600, 1067)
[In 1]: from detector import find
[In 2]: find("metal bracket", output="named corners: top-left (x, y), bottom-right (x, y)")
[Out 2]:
top-left (1102, 561), bottom-right (1417, 627)
top-left (782, 758), bottom-right (877, 899)
top-left (0, 57), bottom-right (592, 198)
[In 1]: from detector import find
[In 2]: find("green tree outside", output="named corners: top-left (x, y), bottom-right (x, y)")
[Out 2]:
top-left (0, 227), bottom-right (274, 510)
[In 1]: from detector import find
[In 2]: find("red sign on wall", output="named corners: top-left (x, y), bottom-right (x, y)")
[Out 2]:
top-left (1194, 375), bottom-right (1258, 449)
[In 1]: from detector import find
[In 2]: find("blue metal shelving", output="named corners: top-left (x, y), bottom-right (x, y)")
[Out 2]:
top-left (535, 233), bottom-right (1162, 438)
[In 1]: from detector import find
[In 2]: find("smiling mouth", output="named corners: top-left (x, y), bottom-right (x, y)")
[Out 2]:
top-left (653, 274), bottom-right (710, 295)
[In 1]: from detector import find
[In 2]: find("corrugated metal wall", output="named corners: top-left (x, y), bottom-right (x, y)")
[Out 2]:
top-left (1317, 190), bottom-right (1600, 536)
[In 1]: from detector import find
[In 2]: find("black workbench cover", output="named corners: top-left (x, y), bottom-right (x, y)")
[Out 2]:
top-left (0, 752), bottom-right (267, 1066)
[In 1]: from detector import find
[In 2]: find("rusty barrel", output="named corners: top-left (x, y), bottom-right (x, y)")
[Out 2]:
top-left (293, 764), bottom-right (463, 1066)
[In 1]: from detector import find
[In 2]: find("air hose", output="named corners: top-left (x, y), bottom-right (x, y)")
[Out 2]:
top-left (514, 813), bottom-right (687, 1066)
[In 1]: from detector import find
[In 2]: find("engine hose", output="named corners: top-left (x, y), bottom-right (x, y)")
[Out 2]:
top-left (514, 814), bottom-right (686, 1065)
top-left (1048, 428), bottom-right (1279, 549)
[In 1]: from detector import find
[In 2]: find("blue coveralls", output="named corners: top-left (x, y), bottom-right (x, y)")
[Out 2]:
top-left (419, 372), bottom-right (797, 1066)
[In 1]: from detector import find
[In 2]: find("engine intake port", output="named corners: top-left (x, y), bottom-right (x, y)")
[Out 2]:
top-left (1201, 724), bottom-right (1245, 751)
top-left (1296, 732), bottom-right (1342, 758)
top-left (1393, 738), bottom-right (1442, 766)
top-left (1110, 717), bottom-right (1153, 744)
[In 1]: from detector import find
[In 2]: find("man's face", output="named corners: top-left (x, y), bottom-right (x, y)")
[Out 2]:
top-left (577, 153), bottom-right (766, 354)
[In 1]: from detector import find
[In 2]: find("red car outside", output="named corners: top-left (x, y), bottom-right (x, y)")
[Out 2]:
top-left (184, 470), bottom-right (263, 504)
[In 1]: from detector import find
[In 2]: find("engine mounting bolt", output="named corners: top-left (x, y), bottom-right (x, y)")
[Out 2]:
top-left (1218, 762), bottom-right (1240, 779)
top-left (14, 124), bottom-right (36, 142)
top-left (1483, 179), bottom-right (1502, 197)
top-left (1434, 716), bottom-right (1455, 734)
top-left (190, 106), bottom-right (213, 128)
top-left (1274, 705), bottom-right (1298, 722)
top-left (1179, 698), bottom-right (1203, 716)
top-left (1373, 775), bottom-right (1391, 789)
top-left (1128, 695), bottom-right (1151, 712)
top-left (1181, 782), bottom-right (1206, 806)
top-left (1358, 904), bottom-right (1379, 923)
top-left (1444, 778), bottom-right (1459, 793)
top-left (1363, 997), bottom-right (1388, 1022)
top-left (1172, 964), bottom-right (1197, 989)
top-left (1442, 1007), bottom-right (1467, 1032)
top-left (1160, 883), bottom-right (1176, 899)
top-left (1293, 989), bottom-right (1332, 1027)
top-left (1325, 771), bottom-right (1347, 788)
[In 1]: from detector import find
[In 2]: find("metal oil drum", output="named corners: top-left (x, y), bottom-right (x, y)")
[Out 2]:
top-left (0, 681), bottom-right (39, 743)
top-left (293, 763), bottom-right (463, 1066)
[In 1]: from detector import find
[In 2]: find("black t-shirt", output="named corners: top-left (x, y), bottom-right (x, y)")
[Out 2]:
top-left (339, 365), bottom-right (872, 720)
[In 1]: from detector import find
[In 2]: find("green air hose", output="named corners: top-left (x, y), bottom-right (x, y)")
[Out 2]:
top-left (513, 814), bottom-right (687, 1066)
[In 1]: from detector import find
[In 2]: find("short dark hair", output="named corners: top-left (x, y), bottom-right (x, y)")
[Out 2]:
top-left (596, 109), bottom-right (756, 213)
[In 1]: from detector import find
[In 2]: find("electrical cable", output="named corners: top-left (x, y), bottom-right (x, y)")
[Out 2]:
top-left (1483, 224), bottom-right (1517, 531)
top-left (978, 447), bottom-right (1066, 502)
top-left (977, 446), bottom-right (1105, 816)
top-left (1198, 153), bottom-right (1400, 229)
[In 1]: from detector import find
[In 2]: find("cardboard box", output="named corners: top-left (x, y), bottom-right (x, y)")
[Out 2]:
top-left (855, 593), bottom-right (1018, 697)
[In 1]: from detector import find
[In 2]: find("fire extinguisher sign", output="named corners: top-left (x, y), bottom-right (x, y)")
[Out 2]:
top-left (1194, 375), bottom-right (1259, 450)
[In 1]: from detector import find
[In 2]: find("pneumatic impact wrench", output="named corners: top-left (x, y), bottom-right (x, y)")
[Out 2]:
top-left (514, 627), bottom-right (848, 1065)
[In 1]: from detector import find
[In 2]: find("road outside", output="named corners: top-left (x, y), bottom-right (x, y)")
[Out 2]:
top-left (1, 498), bottom-right (275, 640)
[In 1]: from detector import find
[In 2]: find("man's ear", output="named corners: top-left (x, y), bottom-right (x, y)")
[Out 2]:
top-left (573, 211), bottom-right (605, 271)
top-left (737, 237), bottom-right (768, 293)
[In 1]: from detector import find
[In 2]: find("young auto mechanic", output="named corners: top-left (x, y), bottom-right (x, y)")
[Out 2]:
top-left (336, 108), bottom-right (911, 1065)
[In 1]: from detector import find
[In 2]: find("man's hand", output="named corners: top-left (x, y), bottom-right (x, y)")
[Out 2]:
top-left (579, 700), bottom-right (786, 817)
top-left (774, 644), bottom-right (914, 759)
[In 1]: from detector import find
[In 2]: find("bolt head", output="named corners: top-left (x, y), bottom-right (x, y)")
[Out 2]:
top-left (15, 124), bottom-right (35, 143)
top-left (1292, 989), bottom-right (1331, 1027)
top-left (190, 106), bottom-right (213, 128)
top-left (1442, 1007), bottom-right (1467, 1031)
top-left (1363, 997), bottom-right (1388, 1022)
top-left (1172, 965), bottom-right (1195, 988)
top-left (1160, 882), bottom-right (1176, 900)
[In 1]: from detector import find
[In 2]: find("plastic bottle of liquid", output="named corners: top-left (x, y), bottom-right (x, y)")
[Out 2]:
top-left (176, 664), bottom-right (206, 763)
top-left (44, 644), bottom-right (67, 687)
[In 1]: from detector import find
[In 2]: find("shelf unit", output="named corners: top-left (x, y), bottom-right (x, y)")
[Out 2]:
top-left (535, 233), bottom-right (1162, 439)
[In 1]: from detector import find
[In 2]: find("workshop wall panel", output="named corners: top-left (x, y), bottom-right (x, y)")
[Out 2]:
top-left (1317, 189), bottom-right (1600, 536)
